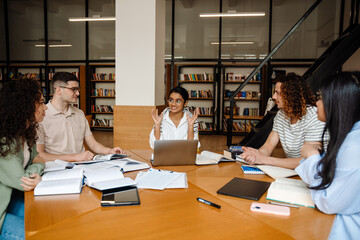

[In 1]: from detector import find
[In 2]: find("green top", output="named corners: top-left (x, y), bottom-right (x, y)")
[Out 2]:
top-left (0, 140), bottom-right (44, 231)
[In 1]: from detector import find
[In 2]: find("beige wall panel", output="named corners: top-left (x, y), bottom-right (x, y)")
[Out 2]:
top-left (114, 105), bottom-right (165, 150)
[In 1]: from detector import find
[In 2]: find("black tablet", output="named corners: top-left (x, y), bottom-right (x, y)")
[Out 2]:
top-left (217, 177), bottom-right (271, 201)
top-left (101, 186), bottom-right (140, 206)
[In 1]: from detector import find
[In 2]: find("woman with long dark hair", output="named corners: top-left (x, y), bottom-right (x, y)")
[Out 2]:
top-left (296, 72), bottom-right (360, 239)
top-left (0, 78), bottom-right (46, 239)
top-left (149, 86), bottom-right (199, 149)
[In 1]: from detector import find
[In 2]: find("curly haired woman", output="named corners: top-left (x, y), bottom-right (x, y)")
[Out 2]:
top-left (0, 78), bottom-right (46, 239)
top-left (241, 73), bottom-right (328, 169)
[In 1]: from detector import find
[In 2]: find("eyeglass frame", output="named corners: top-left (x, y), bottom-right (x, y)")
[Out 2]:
top-left (167, 98), bottom-right (184, 105)
top-left (315, 90), bottom-right (322, 101)
top-left (59, 86), bottom-right (81, 93)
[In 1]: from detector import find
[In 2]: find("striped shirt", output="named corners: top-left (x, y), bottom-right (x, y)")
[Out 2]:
top-left (273, 106), bottom-right (326, 158)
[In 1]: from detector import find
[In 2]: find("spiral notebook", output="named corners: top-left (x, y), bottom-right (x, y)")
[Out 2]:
top-left (241, 165), bottom-right (265, 175)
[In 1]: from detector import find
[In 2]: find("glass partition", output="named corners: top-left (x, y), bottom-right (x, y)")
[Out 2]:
top-left (0, 0), bottom-right (5, 61)
top-left (89, 0), bottom-right (115, 60)
top-left (221, 0), bottom-right (269, 60)
top-left (165, 0), bottom-right (172, 60)
top-left (272, 0), bottom-right (340, 59)
top-left (174, 0), bottom-right (219, 59)
top-left (8, 0), bottom-right (45, 61)
top-left (48, 0), bottom-right (85, 61)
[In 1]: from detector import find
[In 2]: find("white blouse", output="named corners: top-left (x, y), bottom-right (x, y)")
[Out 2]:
top-left (149, 108), bottom-right (200, 149)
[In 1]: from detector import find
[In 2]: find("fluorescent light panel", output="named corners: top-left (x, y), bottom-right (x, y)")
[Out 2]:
top-left (211, 41), bottom-right (254, 45)
top-left (69, 17), bottom-right (115, 22)
top-left (200, 12), bottom-right (265, 17)
top-left (35, 44), bottom-right (72, 48)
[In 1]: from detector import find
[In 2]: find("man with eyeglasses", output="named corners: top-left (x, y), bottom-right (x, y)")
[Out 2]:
top-left (37, 72), bottom-right (124, 162)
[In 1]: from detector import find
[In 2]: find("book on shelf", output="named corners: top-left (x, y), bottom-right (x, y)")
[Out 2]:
top-left (92, 118), bottom-right (114, 127)
top-left (179, 72), bottom-right (213, 81)
top-left (92, 88), bottom-right (115, 97)
top-left (92, 73), bottom-right (115, 81)
top-left (34, 168), bottom-right (84, 196)
top-left (188, 106), bottom-right (213, 115)
top-left (266, 178), bottom-right (315, 208)
top-left (196, 150), bottom-right (234, 165)
top-left (189, 90), bottom-right (212, 98)
top-left (92, 105), bottom-right (113, 113)
top-left (225, 72), bottom-right (261, 82)
top-left (198, 121), bottom-right (215, 131)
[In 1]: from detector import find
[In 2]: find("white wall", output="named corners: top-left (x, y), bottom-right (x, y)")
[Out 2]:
top-left (115, 0), bottom-right (165, 106)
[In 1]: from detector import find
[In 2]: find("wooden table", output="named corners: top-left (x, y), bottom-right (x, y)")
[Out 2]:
top-left (25, 150), bottom-right (334, 239)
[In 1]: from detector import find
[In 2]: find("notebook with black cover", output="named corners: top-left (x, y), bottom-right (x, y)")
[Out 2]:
top-left (217, 177), bottom-right (271, 201)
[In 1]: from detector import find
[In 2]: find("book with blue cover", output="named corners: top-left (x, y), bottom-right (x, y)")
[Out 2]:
top-left (241, 165), bottom-right (265, 175)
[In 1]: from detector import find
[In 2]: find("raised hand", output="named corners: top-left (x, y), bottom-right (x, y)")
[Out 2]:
top-left (151, 109), bottom-right (163, 126)
top-left (186, 111), bottom-right (198, 126)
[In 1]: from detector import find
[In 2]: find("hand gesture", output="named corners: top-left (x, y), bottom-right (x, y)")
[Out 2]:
top-left (301, 143), bottom-right (321, 159)
top-left (21, 174), bottom-right (41, 191)
top-left (186, 111), bottom-right (198, 126)
top-left (151, 109), bottom-right (163, 126)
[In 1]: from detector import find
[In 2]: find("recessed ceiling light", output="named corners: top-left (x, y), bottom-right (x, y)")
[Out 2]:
top-left (200, 12), bottom-right (265, 17)
top-left (69, 17), bottom-right (115, 22)
top-left (211, 41), bottom-right (254, 45)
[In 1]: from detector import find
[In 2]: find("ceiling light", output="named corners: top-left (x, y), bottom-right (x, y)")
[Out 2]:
top-left (35, 44), bottom-right (72, 48)
top-left (69, 17), bottom-right (115, 22)
top-left (200, 12), bottom-right (265, 18)
top-left (211, 41), bottom-right (254, 45)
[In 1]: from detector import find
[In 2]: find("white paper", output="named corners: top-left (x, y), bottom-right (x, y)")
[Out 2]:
top-left (90, 177), bottom-right (136, 191)
top-left (135, 168), bottom-right (187, 190)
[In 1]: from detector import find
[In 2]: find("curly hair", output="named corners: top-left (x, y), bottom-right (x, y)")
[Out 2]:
top-left (0, 78), bottom-right (42, 157)
top-left (276, 73), bottom-right (315, 120)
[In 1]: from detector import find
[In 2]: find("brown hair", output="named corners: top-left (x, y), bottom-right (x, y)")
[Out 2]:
top-left (276, 73), bottom-right (315, 120)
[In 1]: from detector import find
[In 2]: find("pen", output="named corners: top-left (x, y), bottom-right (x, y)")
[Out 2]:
top-left (269, 201), bottom-right (299, 209)
top-left (197, 197), bottom-right (221, 209)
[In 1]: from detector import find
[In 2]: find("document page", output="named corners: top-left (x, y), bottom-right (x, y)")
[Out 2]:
top-left (84, 167), bottom-right (124, 186)
top-left (42, 168), bottom-right (84, 181)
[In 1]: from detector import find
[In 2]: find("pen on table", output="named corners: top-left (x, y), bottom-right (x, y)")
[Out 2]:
top-left (268, 201), bottom-right (299, 209)
top-left (197, 197), bottom-right (221, 209)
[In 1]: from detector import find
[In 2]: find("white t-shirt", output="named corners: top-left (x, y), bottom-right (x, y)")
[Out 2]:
top-left (272, 106), bottom-right (327, 158)
top-left (149, 108), bottom-right (200, 149)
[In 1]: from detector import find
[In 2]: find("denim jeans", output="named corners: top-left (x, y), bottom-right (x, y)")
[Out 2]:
top-left (0, 191), bottom-right (24, 240)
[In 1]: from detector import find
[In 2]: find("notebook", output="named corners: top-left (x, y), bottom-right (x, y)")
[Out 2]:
top-left (217, 177), bottom-right (271, 201)
top-left (151, 140), bottom-right (198, 166)
top-left (241, 165), bottom-right (265, 175)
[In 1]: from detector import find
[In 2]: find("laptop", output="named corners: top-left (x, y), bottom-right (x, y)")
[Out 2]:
top-left (151, 140), bottom-right (198, 166)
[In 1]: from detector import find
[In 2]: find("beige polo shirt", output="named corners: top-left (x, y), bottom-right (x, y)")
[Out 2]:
top-left (37, 102), bottom-right (92, 154)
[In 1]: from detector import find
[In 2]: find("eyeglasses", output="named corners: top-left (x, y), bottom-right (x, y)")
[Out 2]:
top-left (315, 91), bottom-right (322, 101)
top-left (60, 86), bottom-right (80, 93)
top-left (168, 99), bottom-right (184, 105)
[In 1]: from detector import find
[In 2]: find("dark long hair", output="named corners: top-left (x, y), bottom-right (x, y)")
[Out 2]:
top-left (312, 72), bottom-right (360, 190)
top-left (0, 78), bottom-right (42, 157)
